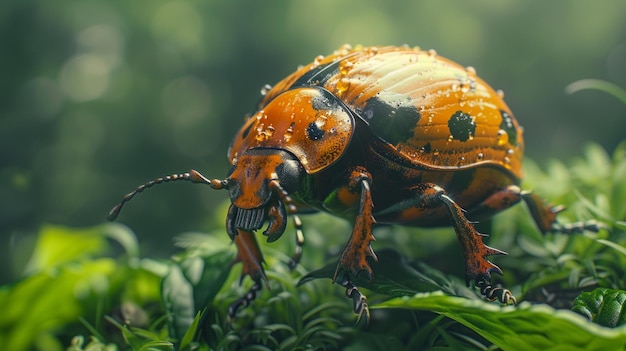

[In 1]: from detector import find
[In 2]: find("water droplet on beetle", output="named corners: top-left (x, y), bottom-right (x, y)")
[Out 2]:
top-left (339, 61), bottom-right (353, 75)
top-left (496, 89), bottom-right (505, 98)
top-left (255, 124), bottom-right (265, 141)
top-left (428, 49), bottom-right (437, 57)
top-left (260, 84), bottom-right (272, 96)
top-left (337, 44), bottom-right (352, 55)
top-left (316, 115), bottom-right (327, 127)
top-left (367, 46), bottom-right (379, 55)
top-left (313, 55), bottom-right (325, 65)
top-left (496, 129), bottom-right (509, 146)
top-left (477, 152), bottom-right (484, 161)
top-left (336, 77), bottom-right (350, 94)
top-left (283, 130), bottom-right (293, 142)
top-left (466, 66), bottom-right (476, 75)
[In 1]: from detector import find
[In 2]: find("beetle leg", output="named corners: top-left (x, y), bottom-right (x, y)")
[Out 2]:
top-left (465, 185), bottom-right (523, 220)
top-left (470, 186), bottom-right (603, 234)
top-left (333, 169), bottom-right (377, 282)
top-left (327, 168), bottom-right (376, 321)
top-left (436, 193), bottom-right (514, 304)
top-left (228, 229), bottom-right (268, 318)
top-left (227, 278), bottom-right (263, 321)
top-left (521, 191), bottom-right (603, 234)
top-left (233, 229), bottom-right (267, 284)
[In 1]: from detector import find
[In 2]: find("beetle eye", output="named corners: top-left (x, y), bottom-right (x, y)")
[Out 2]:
top-left (275, 156), bottom-right (303, 193)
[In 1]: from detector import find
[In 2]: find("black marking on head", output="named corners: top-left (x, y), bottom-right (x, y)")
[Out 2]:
top-left (499, 110), bottom-right (517, 146)
top-left (361, 95), bottom-right (421, 144)
top-left (241, 121), bottom-right (253, 139)
top-left (448, 111), bottom-right (475, 142)
top-left (306, 122), bottom-right (325, 141)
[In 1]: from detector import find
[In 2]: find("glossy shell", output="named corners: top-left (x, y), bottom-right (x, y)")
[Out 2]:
top-left (230, 45), bottom-right (524, 179)
top-left (229, 87), bottom-right (354, 173)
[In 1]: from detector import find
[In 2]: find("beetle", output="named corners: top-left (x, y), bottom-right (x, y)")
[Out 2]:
top-left (109, 45), bottom-right (599, 322)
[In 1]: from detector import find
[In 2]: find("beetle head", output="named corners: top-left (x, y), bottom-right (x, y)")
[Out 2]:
top-left (225, 148), bottom-right (303, 242)
top-left (107, 148), bottom-right (303, 244)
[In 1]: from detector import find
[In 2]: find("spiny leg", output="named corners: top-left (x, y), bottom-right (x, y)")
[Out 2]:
top-left (521, 191), bottom-right (603, 234)
top-left (438, 192), bottom-right (515, 304)
top-left (331, 168), bottom-right (376, 321)
top-left (333, 169), bottom-right (377, 281)
top-left (465, 185), bottom-right (602, 234)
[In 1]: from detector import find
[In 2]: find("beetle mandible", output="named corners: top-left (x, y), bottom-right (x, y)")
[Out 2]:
top-left (109, 45), bottom-right (600, 322)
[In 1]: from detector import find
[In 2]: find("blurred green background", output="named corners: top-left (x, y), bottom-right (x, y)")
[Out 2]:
top-left (2, 0), bottom-right (625, 284)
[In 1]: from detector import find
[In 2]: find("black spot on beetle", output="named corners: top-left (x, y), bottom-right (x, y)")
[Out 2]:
top-left (449, 169), bottom-right (476, 195)
top-left (306, 122), bottom-right (325, 141)
top-left (448, 111), bottom-right (476, 142)
top-left (499, 110), bottom-right (517, 146)
top-left (423, 142), bottom-right (432, 153)
top-left (361, 95), bottom-right (421, 144)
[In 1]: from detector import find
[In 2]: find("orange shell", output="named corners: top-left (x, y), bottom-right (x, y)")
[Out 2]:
top-left (231, 45), bottom-right (524, 179)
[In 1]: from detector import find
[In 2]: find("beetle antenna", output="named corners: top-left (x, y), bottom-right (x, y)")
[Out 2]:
top-left (107, 169), bottom-right (227, 221)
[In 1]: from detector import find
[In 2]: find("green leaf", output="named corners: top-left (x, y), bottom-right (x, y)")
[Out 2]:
top-left (565, 79), bottom-right (626, 105)
top-left (179, 310), bottom-right (203, 351)
top-left (101, 223), bottom-right (140, 259)
top-left (572, 288), bottom-right (626, 327)
top-left (377, 292), bottom-right (626, 351)
top-left (162, 249), bottom-right (235, 341)
top-left (181, 250), bottom-right (236, 310)
top-left (138, 340), bottom-right (175, 351)
top-left (0, 258), bottom-right (117, 351)
top-left (24, 224), bottom-right (110, 273)
top-left (161, 264), bottom-right (195, 340)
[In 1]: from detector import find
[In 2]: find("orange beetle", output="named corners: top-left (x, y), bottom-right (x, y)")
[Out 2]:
top-left (109, 45), bottom-right (598, 321)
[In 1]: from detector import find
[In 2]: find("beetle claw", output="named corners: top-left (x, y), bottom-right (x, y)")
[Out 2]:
top-left (476, 279), bottom-right (517, 305)
top-left (339, 275), bottom-right (370, 325)
top-left (227, 278), bottom-right (263, 322)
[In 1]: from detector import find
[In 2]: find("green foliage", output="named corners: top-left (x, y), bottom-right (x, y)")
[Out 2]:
top-left (0, 224), bottom-right (161, 351)
top-left (2, 141), bottom-right (626, 350)
top-left (378, 293), bottom-right (626, 351)
top-left (572, 288), bottom-right (626, 328)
